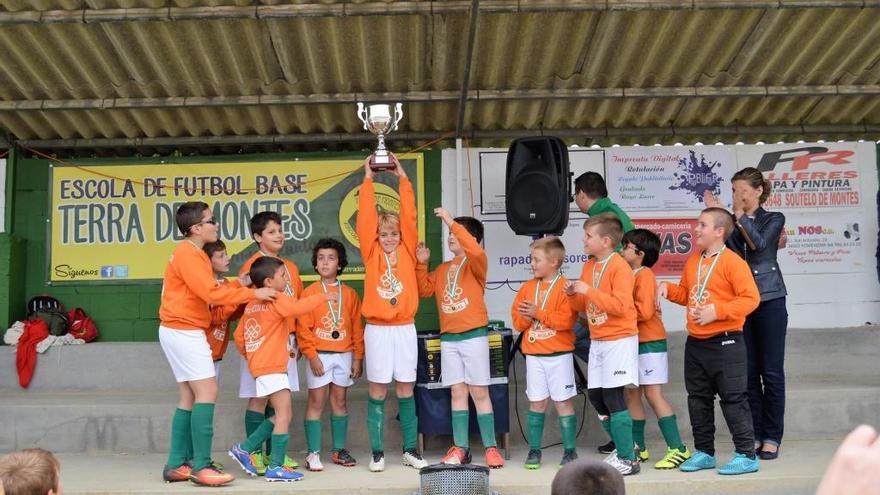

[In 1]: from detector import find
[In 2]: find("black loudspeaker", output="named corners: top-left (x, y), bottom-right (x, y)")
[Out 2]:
top-left (505, 136), bottom-right (571, 236)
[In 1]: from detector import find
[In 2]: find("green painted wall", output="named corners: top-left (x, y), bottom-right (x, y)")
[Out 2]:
top-left (7, 150), bottom-right (443, 341)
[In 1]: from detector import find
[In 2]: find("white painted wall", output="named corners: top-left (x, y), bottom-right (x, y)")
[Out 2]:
top-left (440, 143), bottom-right (880, 331)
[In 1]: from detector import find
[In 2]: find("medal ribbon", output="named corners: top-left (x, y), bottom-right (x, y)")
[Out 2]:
top-left (445, 256), bottom-right (467, 301)
top-left (320, 280), bottom-right (342, 329)
top-left (695, 247), bottom-right (725, 305)
top-left (383, 252), bottom-right (401, 294)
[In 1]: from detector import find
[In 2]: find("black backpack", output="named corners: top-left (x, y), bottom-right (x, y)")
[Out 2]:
top-left (27, 295), bottom-right (69, 337)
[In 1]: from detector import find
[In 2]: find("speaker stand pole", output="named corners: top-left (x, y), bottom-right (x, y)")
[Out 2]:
top-left (455, 138), bottom-right (464, 216)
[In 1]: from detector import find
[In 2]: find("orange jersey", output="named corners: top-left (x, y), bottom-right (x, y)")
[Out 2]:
top-left (205, 278), bottom-right (246, 360)
top-left (511, 275), bottom-right (578, 355)
top-left (417, 222), bottom-right (489, 334)
top-left (238, 251), bottom-right (304, 342)
top-left (568, 253), bottom-right (638, 341)
top-left (240, 293), bottom-right (326, 378)
top-left (356, 177), bottom-right (419, 325)
top-left (632, 267), bottom-right (666, 343)
top-left (665, 247), bottom-right (760, 339)
top-left (296, 281), bottom-right (365, 360)
top-left (159, 241), bottom-right (256, 331)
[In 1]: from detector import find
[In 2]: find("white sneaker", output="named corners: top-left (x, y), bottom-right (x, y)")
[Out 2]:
top-left (604, 455), bottom-right (640, 476)
top-left (603, 449), bottom-right (618, 463)
top-left (305, 451), bottom-right (323, 472)
top-left (369, 451), bottom-right (385, 472)
top-left (402, 449), bottom-right (428, 469)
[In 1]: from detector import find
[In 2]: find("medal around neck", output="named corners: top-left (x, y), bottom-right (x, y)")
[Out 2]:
top-left (356, 102), bottom-right (404, 172)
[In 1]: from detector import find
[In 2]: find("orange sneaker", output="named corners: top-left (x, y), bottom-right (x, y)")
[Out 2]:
top-left (441, 446), bottom-right (470, 465)
top-left (485, 447), bottom-right (504, 469)
top-left (189, 466), bottom-right (235, 487)
top-left (162, 464), bottom-right (192, 483)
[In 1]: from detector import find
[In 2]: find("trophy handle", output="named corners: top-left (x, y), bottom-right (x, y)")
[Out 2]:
top-left (391, 103), bottom-right (403, 132)
top-left (356, 102), bottom-right (369, 131)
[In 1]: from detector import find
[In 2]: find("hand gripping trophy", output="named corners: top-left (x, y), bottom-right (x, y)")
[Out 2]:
top-left (356, 102), bottom-right (404, 172)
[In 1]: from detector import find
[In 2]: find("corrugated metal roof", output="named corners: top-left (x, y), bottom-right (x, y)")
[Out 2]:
top-left (0, 3), bottom-right (879, 154)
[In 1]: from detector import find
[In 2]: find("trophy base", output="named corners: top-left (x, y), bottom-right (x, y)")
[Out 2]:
top-left (369, 154), bottom-right (396, 172)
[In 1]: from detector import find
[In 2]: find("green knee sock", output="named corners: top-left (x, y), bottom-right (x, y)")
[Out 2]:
top-left (559, 415), bottom-right (577, 451)
top-left (166, 408), bottom-right (192, 467)
top-left (264, 406), bottom-right (275, 456)
top-left (245, 410), bottom-right (265, 438)
top-left (398, 396), bottom-right (418, 451)
top-left (242, 419), bottom-right (275, 453)
top-left (269, 433), bottom-right (289, 468)
top-left (610, 410), bottom-right (635, 461)
top-left (601, 417), bottom-right (612, 437)
top-left (633, 419), bottom-right (646, 451)
top-left (477, 413), bottom-right (497, 448)
top-left (658, 415), bottom-right (686, 451)
top-left (305, 419), bottom-right (322, 453)
top-left (527, 411), bottom-right (545, 450)
top-left (331, 415), bottom-right (348, 452)
top-left (367, 397), bottom-right (386, 452)
top-left (451, 410), bottom-right (470, 449)
top-left (190, 403), bottom-right (215, 471)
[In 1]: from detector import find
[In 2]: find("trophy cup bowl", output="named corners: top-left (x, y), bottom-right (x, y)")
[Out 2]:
top-left (357, 102), bottom-right (403, 172)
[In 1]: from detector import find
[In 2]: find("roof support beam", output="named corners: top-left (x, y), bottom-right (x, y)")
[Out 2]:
top-left (2, 85), bottom-right (879, 112)
top-left (1, 1), bottom-right (878, 25)
top-left (455, 0), bottom-right (480, 139)
top-left (16, 124), bottom-right (880, 149)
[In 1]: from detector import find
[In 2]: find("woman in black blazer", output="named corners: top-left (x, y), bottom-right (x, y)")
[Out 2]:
top-left (706, 167), bottom-right (788, 460)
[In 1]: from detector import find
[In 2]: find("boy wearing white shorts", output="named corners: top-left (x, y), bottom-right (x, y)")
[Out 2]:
top-left (416, 208), bottom-right (503, 468)
top-left (203, 240), bottom-right (246, 384)
top-left (566, 215), bottom-right (640, 476)
top-left (297, 238), bottom-right (364, 471)
top-left (511, 237), bottom-right (579, 470)
top-left (620, 229), bottom-right (691, 469)
top-left (356, 154), bottom-right (427, 472)
top-left (227, 257), bottom-right (331, 482)
top-left (158, 202), bottom-right (274, 487)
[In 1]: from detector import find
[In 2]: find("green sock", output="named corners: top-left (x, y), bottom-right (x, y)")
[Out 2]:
top-left (527, 411), bottom-right (545, 450)
top-left (451, 410), bottom-right (470, 448)
top-left (242, 419), bottom-right (275, 453)
top-left (269, 433), bottom-right (289, 468)
top-left (601, 417), bottom-right (612, 437)
top-left (398, 396), bottom-right (418, 451)
top-left (367, 397), bottom-right (386, 452)
top-left (610, 410), bottom-right (635, 461)
top-left (190, 403), bottom-right (215, 471)
top-left (558, 415), bottom-right (577, 451)
top-left (477, 413), bottom-right (497, 448)
top-left (633, 419), bottom-right (647, 451)
top-left (245, 410), bottom-right (264, 438)
top-left (305, 419), bottom-right (322, 453)
top-left (658, 415), bottom-right (686, 451)
top-left (264, 406), bottom-right (275, 456)
top-left (331, 415), bottom-right (348, 452)
top-left (166, 408), bottom-right (191, 467)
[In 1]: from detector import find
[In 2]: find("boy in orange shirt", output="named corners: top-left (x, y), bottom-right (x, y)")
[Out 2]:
top-left (228, 257), bottom-right (332, 482)
top-left (565, 215), bottom-right (640, 476)
top-left (416, 208), bottom-right (504, 468)
top-left (158, 202), bottom-right (276, 487)
top-left (236, 211), bottom-right (305, 473)
top-left (619, 229), bottom-right (691, 469)
top-left (203, 240), bottom-right (245, 381)
top-left (356, 154), bottom-right (427, 472)
top-left (511, 237), bottom-right (578, 469)
top-left (658, 207), bottom-right (761, 475)
top-left (297, 238), bottom-right (365, 471)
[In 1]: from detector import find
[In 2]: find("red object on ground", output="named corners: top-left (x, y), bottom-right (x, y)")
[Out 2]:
top-left (16, 319), bottom-right (49, 388)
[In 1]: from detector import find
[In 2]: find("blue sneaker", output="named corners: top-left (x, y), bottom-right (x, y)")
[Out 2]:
top-left (718, 453), bottom-right (759, 475)
top-left (265, 465), bottom-right (305, 482)
top-left (228, 444), bottom-right (258, 476)
top-left (679, 450), bottom-right (716, 472)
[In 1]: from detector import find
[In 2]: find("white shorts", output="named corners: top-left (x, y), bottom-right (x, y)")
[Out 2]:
top-left (306, 352), bottom-right (355, 389)
top-left (239, 357), bottom-right (300, 398)
top-left (441, 336), bottom-right (490, 387)
top-left (255, 373), bottom-right (290, 398)
top-left (365, 323), bottom-right (417, 384)
top-left (159, 326), bottom-right (215, 383)
top-left (588, 335), bottom-right (639, 389)
top-left (525, 353), bottom-right (577, 402)
top-left (638, 351), bottom-right (669, 385)
top-left (214, 361), bottom-right (222, 385)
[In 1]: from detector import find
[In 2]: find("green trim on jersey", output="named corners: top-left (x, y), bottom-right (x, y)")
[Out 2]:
top-left (440, 326), bottom-right (488, 342)
top-left (638, 339), bottom-right (668, 355)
